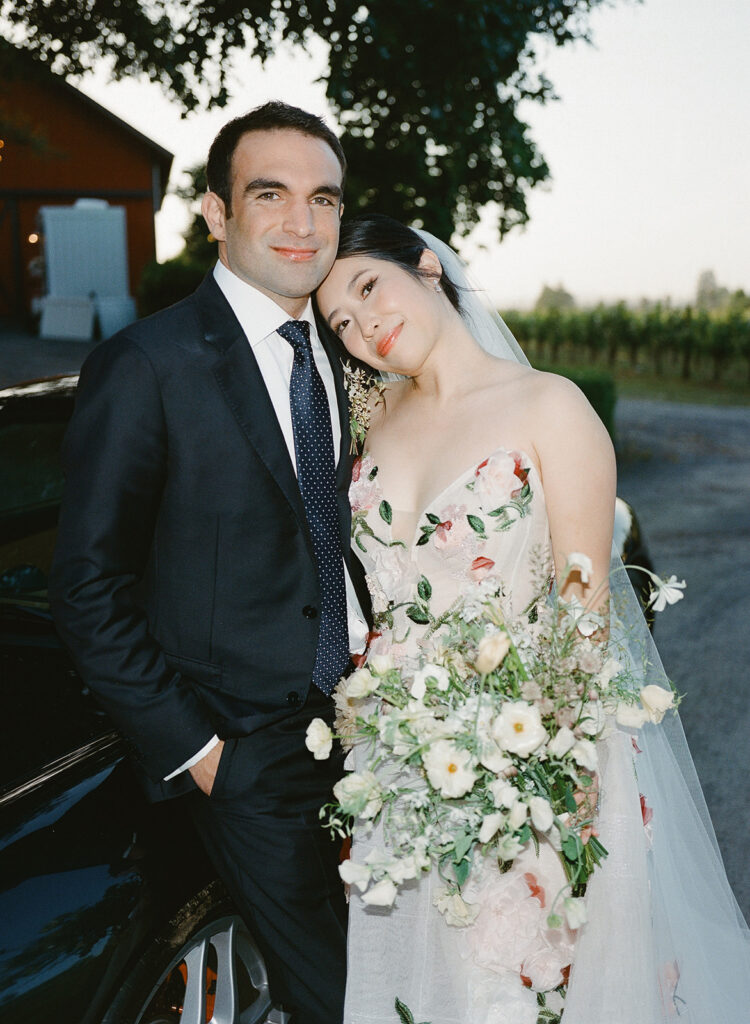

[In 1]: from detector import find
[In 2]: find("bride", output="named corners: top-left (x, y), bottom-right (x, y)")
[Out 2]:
top-left (314, 215), bottom-right (750, 1023)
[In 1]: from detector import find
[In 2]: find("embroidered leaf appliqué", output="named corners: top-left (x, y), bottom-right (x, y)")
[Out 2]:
top-left (379, 500), bottom-right (393, 525)
top-left (417, 576), bottom-right (432, 602)
top-left (467, 514), bottom-right (486, 536)
top-left (406, 605), bottom-right (431, 625)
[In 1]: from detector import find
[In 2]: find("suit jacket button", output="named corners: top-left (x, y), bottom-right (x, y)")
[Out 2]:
top-left (286, 691), bottom-right (301, 707)
top-left (302, 605), bottom-right (318, 619)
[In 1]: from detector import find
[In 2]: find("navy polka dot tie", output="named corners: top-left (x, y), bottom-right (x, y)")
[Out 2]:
top-left (278, 319), bottom-right (350, 695)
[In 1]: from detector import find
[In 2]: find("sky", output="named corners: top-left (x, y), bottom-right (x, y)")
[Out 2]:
top-left (74, 0), bottom-right (750, 309)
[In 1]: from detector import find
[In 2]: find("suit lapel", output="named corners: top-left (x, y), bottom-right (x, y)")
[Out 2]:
top-left (193, 275), bottom-right (314, 558)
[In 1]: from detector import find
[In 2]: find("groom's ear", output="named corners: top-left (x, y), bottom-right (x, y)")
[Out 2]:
top-left (202, 191), bottom-right (227, 242)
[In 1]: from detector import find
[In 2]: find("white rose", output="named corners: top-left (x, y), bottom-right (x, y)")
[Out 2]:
top-left (548, 726), bottom-right (576, 758)
top-left (571, 738), bottom-right (598, 772)
top-left (478, 811), bottom-right (505, 844)
top-left (369, 653), bottom-right (394, 674)
top-left (639, 684), bottom-right (675, 723)
top-left (616, 701), bottom-right (650, 728)
top-left (333, 771), bottom-right (383, 819)
top-left (422, 740), bottom-right (478, 798)
top-left (338, 859), bottom-right (371, 892)
top-left (305, 717), bottom-right (333, 760)
top-left (563, 895), bottom-right (588, 929)
top-left (434, 889), bottom-right (479, 927)
top-left (361, 878), bottom-right (398, 907)
top-left (529, 796), bottom-right (554, 832)
top-left (492, 701), bottom-right (548, 758)
top-left (345, 667), bottom-right (378, 698)
top-left (475, 632), bottom-right (511, 675)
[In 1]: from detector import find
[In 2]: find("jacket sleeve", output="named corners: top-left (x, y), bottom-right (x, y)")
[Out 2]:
top-left (49, 336), bottom-right (217, 782)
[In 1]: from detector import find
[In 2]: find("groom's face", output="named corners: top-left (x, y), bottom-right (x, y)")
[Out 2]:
top-left (202, 128), bottom-right (344, 318)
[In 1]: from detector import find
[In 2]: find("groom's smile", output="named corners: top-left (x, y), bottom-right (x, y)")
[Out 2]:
top-left (202, 128), bottom-right (344, 318)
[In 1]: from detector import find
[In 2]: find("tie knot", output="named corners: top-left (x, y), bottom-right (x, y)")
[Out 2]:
top-left (277, 319), bottom-right (311, 353)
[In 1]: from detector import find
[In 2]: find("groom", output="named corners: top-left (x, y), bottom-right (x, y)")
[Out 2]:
top-left (50, 102), bottom-right (370, 1024)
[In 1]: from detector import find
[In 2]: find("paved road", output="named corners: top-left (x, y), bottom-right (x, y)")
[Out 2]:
top-left (616, 398), bottom-right (750, 921)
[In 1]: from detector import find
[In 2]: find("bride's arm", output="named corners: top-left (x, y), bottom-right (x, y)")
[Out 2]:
top-left (530, 372), bottom-right (617, 611)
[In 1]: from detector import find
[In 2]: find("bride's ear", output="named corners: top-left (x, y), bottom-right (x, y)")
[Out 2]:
top-left (418, 247), bottom-right (443, 285)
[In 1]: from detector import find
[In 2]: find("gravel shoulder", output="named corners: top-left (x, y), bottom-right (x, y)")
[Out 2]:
top-left (616, 398), bottom-right (750, 920)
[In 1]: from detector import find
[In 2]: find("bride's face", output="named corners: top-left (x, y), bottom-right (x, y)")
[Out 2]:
top-left (316, 250), bottom-right (445, 375)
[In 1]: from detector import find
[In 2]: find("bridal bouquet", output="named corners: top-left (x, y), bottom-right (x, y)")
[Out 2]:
top-left (306, 554), bottom-right (680, 931)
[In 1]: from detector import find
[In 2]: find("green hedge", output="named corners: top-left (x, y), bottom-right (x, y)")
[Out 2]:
top-left (537, 364), bottom-right (617, 442)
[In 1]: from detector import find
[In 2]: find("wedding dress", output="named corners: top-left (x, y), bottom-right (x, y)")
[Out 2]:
top-left (340, 235), bottom-right (750, 1024)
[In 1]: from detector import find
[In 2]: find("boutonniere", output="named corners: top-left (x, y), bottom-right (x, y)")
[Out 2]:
top-left (342, 359), bottom-right (386, 455)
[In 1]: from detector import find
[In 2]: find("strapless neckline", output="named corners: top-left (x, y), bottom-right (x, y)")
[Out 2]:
top-left (363, 445), bottom-right (539, 548)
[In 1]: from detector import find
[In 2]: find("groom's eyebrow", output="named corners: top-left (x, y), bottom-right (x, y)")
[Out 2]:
top-left (325, 269), bottom-right (370, 326)
top-left (243, 178), bottom-right (343, 202)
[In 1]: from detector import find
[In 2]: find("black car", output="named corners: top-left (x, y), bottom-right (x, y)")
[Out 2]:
top-left (0, 377), bottom-right (283, 1024)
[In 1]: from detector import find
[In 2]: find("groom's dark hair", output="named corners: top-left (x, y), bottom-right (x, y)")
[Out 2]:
top-left (336, 214), bottom-right (462, 313)
top-left (206, 101), bottom-right (346, 216)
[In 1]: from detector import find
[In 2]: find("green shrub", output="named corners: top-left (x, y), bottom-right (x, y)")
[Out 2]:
top-left (537, 363), bottom-right (617, 442)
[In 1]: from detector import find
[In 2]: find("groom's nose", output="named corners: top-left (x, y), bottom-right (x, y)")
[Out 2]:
top-left (283, 199), bottom-right (315, 237)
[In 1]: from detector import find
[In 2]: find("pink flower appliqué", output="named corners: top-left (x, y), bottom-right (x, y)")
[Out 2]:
top-left (474, 450), bottom-right (528, 508)
top-left (350, 454), bottom-right (380, 513)
top-left (432, 504), bottom-right (472, 550)
top-left (470, 556), bottom-right (496, 582)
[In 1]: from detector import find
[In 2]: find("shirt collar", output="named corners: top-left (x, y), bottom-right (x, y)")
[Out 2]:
top-left (213, 261), bottom-right (316, 348)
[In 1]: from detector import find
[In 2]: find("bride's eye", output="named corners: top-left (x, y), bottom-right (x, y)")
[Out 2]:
top-left (335, 318), bottom-right (350, 338)
top-left (361, 277), bottom-right (376, 298)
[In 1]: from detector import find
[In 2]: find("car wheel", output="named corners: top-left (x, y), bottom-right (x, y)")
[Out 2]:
top-left (102, 881), bottom-right (288, 1024)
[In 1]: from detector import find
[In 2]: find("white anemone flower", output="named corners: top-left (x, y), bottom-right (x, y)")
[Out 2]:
top-left (647, 574), bottom-right (686, 613)
top-left (434, 889), bottom-right (480, 927)
top-left (422, 740), bottom-right (478, 798)
top-left (305, 718), bottom-right (333, 760)
top-left (492, 701), bottom-right (548, 757)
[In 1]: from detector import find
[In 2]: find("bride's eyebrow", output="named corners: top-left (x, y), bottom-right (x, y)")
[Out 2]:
top-left (326, 269), bottom-right (371, 326)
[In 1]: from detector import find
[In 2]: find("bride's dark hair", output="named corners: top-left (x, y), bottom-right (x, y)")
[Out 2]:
top-left (335, 214), bottom-right (462, 313)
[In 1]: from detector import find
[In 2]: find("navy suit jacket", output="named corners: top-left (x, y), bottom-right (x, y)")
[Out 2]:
top-left (50, 273), bottom-right (371, 800)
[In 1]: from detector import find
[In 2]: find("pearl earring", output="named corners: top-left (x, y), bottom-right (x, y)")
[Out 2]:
top-left (434, 282), bottom-right (442, 292)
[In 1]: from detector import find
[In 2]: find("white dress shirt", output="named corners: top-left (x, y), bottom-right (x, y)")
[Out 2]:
top-left (165, 262), bottom-right (368, 780)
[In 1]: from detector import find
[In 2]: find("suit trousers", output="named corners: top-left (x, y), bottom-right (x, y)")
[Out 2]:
top-left (188, 687), bottom-right (347, 1024)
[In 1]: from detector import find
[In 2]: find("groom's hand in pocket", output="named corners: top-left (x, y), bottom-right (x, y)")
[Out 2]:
top-left (189, 739), bottom-right (225, 796)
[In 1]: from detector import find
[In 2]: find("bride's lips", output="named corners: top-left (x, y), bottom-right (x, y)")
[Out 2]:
top-left (272, 247), bottom-right (318, 262)
top-left (376, 323), bottom-right (403, 358)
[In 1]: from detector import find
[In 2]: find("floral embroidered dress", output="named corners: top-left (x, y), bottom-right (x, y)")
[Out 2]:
top-left (344, 447), bottom-right (578, 1024)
